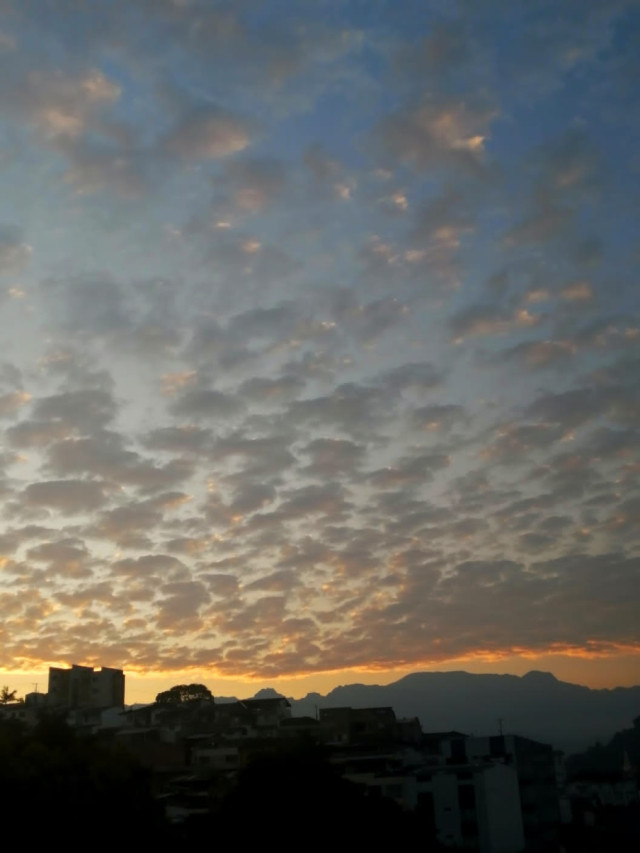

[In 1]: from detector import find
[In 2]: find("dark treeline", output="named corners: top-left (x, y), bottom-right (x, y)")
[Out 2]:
top-left (566, 715), bottom-right (640, 781)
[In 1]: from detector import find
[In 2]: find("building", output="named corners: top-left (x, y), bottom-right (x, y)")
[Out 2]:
top-left (320, 706), bottom-right (398, 744)
top-left (416, 761), bottom-right (525, 853)
top-left (464, 734), bottom-right (560, 851)
top-left (47, 664), bottom-right (125, 709)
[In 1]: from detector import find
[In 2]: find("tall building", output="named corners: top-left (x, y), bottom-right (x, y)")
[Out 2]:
top-left (47, 664), bottom-right (125, 709)
top-left (465, 734), bottom-right (560, 851)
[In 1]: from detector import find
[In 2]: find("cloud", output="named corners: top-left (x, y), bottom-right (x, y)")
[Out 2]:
top-left (238, 374), bottom-right (306, 404)
top-left (524, 387), bottom-right (616, 428)
top-left (276, 482), bottom-right (352, 521)
top-left (46, 434), bottom-right (194, 493)
top-left (164, 107), bottom-right (253, 160)
top-left (6, 420), bottom-right (73, 448)
top-left (0, 67), bottom-right (120, 142)
top-left (450, 304), bottom-right (539, 340)
top-left (217, 157), bottom-right (287, 213)
top-left (113, 551), bottom-right (186, 576)
top-left (62, 145), bottom-right (146, 197)
top-left (26, 538), bottom-right (92, 577)
top-left (0, 0), bottom-right (637, 682)
top-left (503, 195), bottom-right (572, 247)
top-left (142, 425), bottom-right (212, 454)
top-left (33, 387), bottom-right (118, 432)
top-left (379, 361), bottom-right (441, 395)
top-left (501, 339), bottom-right (577, 369)
top-left (480, 423), bottom-right (566, 464)
top-left (157, 579), bottom-right (209, 629)
top-left (0, 225), bottom-right (32, 275)
top-left (40, 273), bottom-right (130, 334)
top-left (368, 452), bottom-right (450, 488)
top-left (413, 403), bottom-right (466, 432)
top-left (288, 383), bottom-right (389, 437)
top-left (560, 281), bottom-right (593, 302)
top-left (376, 96), bottom-right (496, 172)
top-left (299, 438), bottom-right (365, 479)
top-left (24, 480), bottom-right (108, 514)
top-left (170, 387), bottom-right (245, 419)
top-left (92, 494), bottom-right (189, 547)
top-left (0, 390), bottom-right (31, 418)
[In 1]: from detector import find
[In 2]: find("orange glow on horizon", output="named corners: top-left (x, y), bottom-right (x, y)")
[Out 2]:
top-left (2, 642), bottom-right (640, 704)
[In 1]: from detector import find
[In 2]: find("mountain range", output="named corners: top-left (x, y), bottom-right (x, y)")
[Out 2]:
top-left (250, 670), bottom-right (640, 754)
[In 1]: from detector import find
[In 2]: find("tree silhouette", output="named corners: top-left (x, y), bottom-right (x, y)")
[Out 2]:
top-left (155, 683), bottom-right (213, 704)
top-left (0, 686), bottom-right (18, 704)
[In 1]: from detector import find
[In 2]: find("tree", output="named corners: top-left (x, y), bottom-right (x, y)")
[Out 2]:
top-left (0, 686), bottom-right (18, 704)
top-left (155, 684), bottom-right (213, 704)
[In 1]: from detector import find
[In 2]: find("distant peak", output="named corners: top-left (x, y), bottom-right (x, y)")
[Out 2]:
top-left (523, 670), bottom-right (557, 682)
top-left (252, 687), bottom-right (285, 699)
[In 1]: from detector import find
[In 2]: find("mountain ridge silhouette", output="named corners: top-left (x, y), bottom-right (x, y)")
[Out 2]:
top-left (283, 670), bottom-right (640, 753)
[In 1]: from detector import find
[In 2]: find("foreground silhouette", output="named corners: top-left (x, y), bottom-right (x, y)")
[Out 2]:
top-left (0, 715), bottom-right (166, 841)
top-left (176, 739), bottom-right (448, 846)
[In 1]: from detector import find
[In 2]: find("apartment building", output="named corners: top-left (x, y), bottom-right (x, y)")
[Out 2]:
top-left (47, 664), bottom-right (125, 709)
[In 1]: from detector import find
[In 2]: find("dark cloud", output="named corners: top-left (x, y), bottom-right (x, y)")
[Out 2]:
top-left (91, 493), bottom-right (188, 546)
top-left (288, 382), bottom-right (389, 437)
top-left (24, 480), bottom-right (108, 514)
top-left (170, 387), bottom-right (245, 420)
top-left (0, 224), bottom-right (31, 275)
top-left (6, 420), bottom-right (72, 448)
top-left (413, 403), bottom-right (466, 431)
top-left (33, 387), bottom-right (118, 432)
top-left (40, 272), bottom-right (130, 333)
top-left (368, 452), bottom-right (450, 488)
top-left (525, 387), bottom-right (616, 428)
top-left (276, 482), bottom-right (352, 522)
top-left (238, 374), bottom-right (306, 404)
top-left (26, 538), bottom-right (92, 577)
top-left (299, 438), bottom-right (365, 479)
top-left (46, 434), bottom-right (194, 492)
top-left (143, 425), bottom-right (212, 454)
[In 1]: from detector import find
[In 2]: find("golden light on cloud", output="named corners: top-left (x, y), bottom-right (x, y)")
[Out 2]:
top-left (160, 371), bottom-right (197, 395)
top-left (453, 134), bottom-right (485, 152)
top-left (242, 239), bottom-right (261, 253)
top-left (390, 190), bottom-right (408, 210)
top-left (334, 182), bottom-right (353, 200)
top-left (525, 288), bottom-right (550, 304)
top-left (561, 281), bottom-right (593, 301)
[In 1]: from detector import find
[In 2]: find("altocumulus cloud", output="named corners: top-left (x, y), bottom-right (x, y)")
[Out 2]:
top-left (0, 0), bottom-right (638, 682)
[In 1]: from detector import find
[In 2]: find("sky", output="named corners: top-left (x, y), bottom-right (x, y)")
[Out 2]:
top-left (0, 0), bottom-right (639, 705)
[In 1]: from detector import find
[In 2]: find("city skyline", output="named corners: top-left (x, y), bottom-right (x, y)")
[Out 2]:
top-left (0, 1), bottom-right (639, 699)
